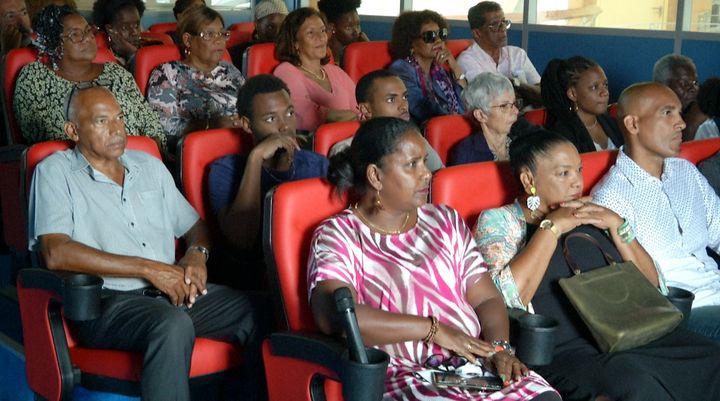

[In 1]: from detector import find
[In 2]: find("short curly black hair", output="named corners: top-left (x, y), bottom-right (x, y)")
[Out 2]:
top-left (237, 74), bottom-right (291, 119)
top-left (317, 0), bottom-right (361, 24)
top-left (390, 10), bottom-right (448, 60)
top-left (91, 0), bottom-right (145, 30)
top-left (32, 5), bottom-right (79, 69)
top-left (698, 77), bottom-right (720, 118)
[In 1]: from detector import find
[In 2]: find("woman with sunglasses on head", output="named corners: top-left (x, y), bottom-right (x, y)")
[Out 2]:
top-left (541, 56), bottom-right (623, 153)
top-left (388, 10), bottom-right (466, 124)
top-left (309, 117), bottom-right (559, 401)
top-left (449, 72), bottom-right (519, 166)
top-left (475, 130), bottom-right (720, 400)
top-left (273, 7), bottom-right (358, 133)
top-left (147, 6), bottom-right (245, 150)
top-left (13, 5), bottom-right (166, 150)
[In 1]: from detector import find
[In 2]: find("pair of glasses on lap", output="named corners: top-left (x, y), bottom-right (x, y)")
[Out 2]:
top-left (418, 28), bottom-right (448, 43)
top-left (423, 354), bottom-right (487, 379)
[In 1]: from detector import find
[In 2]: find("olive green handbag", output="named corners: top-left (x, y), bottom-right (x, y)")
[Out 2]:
top-left (558, 232), bottom-right (682, 353)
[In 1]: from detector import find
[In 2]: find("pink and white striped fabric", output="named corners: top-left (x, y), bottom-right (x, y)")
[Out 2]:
top-left (307, 204), bottom-right (557, 400)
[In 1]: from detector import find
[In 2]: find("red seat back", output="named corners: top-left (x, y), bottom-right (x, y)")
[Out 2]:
top-left (679, 137), bottom-right (720, 164)
top-left (608, 102), bottom-right (618, 119)
top-left (264, 178), bottom-right (348, 332)
top-left (582, 150), bottom-right (618, 192)
top-left (244, 43), bottom-right (280, 77)
top-left (178, 128), bottom-right (254, 222)
top-left (313, 121), bottom-right (360, 156)
top-left (141, 31), bottom-right (175, 46)
top-left (425, 115), bottom-right (474, 165)
top-left (447, 39), bottom-right (471, 58)
top-left (2, 47), bottom-right (116, 145)
top-left (149, 22), bottom-right (177, 34)
top-left (343, 41), bottom-right (392, 83)
top-left (524, 108), bottom-right (547, 127)
top-left (134, 44), bottom-right (232, 96)
top-left (227, 22), bottom-right (255, 48)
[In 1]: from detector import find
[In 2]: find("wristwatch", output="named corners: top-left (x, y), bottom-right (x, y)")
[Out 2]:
top-left (189, 245), bottom-right (210, 262)
top-left (539, 219), bottom-right (561, 239)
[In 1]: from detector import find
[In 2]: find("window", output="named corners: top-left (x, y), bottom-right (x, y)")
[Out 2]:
top-left (688, 0), bottom-right (720, 32)
top-left (357, 0), bottom-right (400, 17)
top-left (535, 0), bottom-right (680, 31)
top-left (75, 0), bottom-right (251, 11)
top-left (410, 0), bottom-right (524, 23)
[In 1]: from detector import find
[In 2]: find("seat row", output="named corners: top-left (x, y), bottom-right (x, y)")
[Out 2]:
top-left (15, 133), bottom-right (720, 400)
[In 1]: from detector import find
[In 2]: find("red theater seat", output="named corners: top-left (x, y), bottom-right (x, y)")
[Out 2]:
top-left (148, 22), bottom-right (177, 34)
top-left (134, 44), bottom-right (232, 96)
top-left (313, 121), bottom-right (360, 156)
top-left (227, 22), bottom-right (255, 48)
top-left (343, 41), bottom-right (392, 83)
top-left (524, 108), bottom-right (547, 127)
top-left (447, 39), bottom-right (472, 58)
top-left (243, 42), bottom-right (280, 77)
top-left (679, 137), bottom-right (720, 164)
top-left (18, 136), bottom-right (243, 401)
top-left (178, 128), bottom-right (254, 223)
top-left (425, 114), bottom-right (474, 165)
top-left (141, 31), bottom-right (175, 46)
top-left (262, 179), bottom-right (389, 401)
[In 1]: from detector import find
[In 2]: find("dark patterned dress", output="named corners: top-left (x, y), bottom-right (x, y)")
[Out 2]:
top-left (13, 62), bottom-right (166, 150)
top-left (147, 60), bottom-right (245, 141)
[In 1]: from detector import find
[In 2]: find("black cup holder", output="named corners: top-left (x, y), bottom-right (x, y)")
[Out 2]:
top-left (666, 286), bottom-right (695, 324)
top-left (62, 274), bottom-right (103, 321)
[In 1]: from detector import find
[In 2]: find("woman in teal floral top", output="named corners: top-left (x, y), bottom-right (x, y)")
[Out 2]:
top-left (13, 6), bottom-right (165, 150)
top-left (147, 6), bottom-right (245, 150)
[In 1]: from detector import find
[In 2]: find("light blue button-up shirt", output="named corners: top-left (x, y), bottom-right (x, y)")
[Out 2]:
top-left (28, 148), bottom-right (199, 291)
top-left (592, 149), bottom-right (720, 307)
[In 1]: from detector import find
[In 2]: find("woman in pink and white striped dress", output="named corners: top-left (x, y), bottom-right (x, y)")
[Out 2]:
top-left (307, 117), bottom-right (559, 401)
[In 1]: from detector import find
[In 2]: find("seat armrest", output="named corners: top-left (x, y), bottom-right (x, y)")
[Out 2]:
top-left (19, 268), bottom-right (103, 321)
top-left (269, 332), bottom-right (389, 401)
top-left (0, 144), bottom-right (26, 162)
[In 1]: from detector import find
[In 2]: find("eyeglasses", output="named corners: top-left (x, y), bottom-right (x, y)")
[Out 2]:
top-left (419, 28), bottom-right (448, 44)
top-left (195, 30), bottom-right (231, 41)
top-left (671, 78), bottom-right (699, 90)
top-left (485, 19), bottom-right (511, 32)
top-left (62, 25), bottom-right (99, 44)
top-left (424, 354), bottom-right (467, 371)
top-left (64, 79), bottom-right (112, 121)
top-left (490, 99), bottom-right (523, 112)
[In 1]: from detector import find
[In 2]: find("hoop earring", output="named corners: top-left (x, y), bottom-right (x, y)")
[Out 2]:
top-left (526, 186), bottom-right (540, 213)
top-left (374, 189), bottom-right (384, 210)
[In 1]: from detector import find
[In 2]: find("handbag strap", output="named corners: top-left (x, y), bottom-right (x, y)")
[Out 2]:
top-left (562, 231), bottom-right (617, 275)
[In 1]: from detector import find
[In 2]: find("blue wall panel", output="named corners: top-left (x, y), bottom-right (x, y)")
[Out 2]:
top-left (527, 31), bottom-right (674, 102)
top-left (682, 40), bottom-right (720, 81)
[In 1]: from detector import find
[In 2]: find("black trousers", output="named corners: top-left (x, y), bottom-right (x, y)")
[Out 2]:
top-left (535, 328), bottom-right (720, 401)
top-left (73, 283), bottom-right (271, 401)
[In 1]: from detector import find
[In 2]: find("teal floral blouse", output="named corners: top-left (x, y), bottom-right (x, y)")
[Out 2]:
top-left (475, 200), bottom-right (667, 311)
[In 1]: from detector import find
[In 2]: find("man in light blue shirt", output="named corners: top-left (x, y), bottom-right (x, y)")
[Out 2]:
top-left (592, 82), bottom-right (720, 341)
top-left (28, 86), bottom-right (269, 401)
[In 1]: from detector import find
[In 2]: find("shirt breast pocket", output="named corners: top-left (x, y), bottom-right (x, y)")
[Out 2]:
top-left (137, 190), bottom-right (167, 232)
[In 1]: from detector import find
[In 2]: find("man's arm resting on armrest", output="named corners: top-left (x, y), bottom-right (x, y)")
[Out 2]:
top-left (40, 233), bottom-right (191, 307)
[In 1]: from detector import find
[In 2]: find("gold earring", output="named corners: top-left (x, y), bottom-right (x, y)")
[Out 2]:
top-left (374, 189), bottom-right (384, 210)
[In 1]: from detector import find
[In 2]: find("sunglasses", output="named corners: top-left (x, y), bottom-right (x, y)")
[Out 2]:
top-left (419, 28), bottom-right (449, 44)
top-left (64, 79), bottom-right (112, 121)
top-left (424, 354), bottom-right (467, 371)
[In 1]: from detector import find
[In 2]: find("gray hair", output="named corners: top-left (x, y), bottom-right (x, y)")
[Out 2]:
top-left (653, 54), bottom-right (696, 84)
top-left (462, 72), bottom-right (514, 114)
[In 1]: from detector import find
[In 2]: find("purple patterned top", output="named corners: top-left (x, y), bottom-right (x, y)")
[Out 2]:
top-left (308, 204), bottom-right (557, 400)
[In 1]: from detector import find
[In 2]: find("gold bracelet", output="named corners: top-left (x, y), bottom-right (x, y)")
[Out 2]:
top-left (423, 316), bottom-right (439, 343)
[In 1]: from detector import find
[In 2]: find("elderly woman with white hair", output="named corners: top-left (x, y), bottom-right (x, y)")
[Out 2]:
top-left (448, 72), bottom-right (519, 166)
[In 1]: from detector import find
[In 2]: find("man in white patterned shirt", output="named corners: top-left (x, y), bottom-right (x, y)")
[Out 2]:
top-left (592, 82), bottom-right (720, 341)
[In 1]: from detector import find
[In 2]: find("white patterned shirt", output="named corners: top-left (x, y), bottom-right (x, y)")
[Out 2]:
top-left (457, 42), bottom-right (541, 84)
top-left (592, 149), bottom-right (720, 307)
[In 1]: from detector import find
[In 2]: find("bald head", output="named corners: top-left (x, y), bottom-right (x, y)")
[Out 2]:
top-left (66, 85), bottom-right (116, 123)
top-left (617, 82), bottom-right (670, 121)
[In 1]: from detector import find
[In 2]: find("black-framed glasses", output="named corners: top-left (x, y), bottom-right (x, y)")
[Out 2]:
top-left (490, 99), bottom-right (523, 112)
top-left (62, 25), bottom-right (99, 44)
top-left (64, 79), bottom-right (112, 121)
top-left (419, 28), bottom-right (448, 44)
top-left (485, 19), bottom-right (511, 32)
top-left (196, 30), bottom-right (231, 41)
top-left (424, 354), bottom-right (467, 371)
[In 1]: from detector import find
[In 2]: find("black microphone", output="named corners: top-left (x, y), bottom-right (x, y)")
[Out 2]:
top-left (334, 287), bottom-right (369, 364)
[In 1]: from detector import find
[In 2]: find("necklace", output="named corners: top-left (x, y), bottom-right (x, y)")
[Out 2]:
top-left (353, 204), bottom-right (411, 235)
top-left (487, 135), bottom-right (511, 161)
top-left (299, 64), bottom-right (326, 81)
top-left (263, 161), bottom-right (296, 183)
top-left (583, 117), bottom-right (598, 131)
